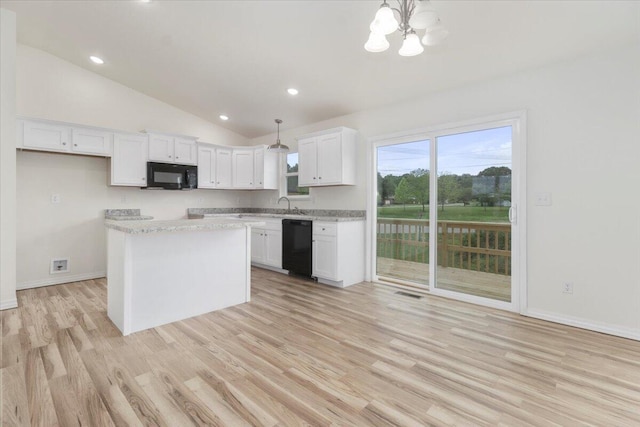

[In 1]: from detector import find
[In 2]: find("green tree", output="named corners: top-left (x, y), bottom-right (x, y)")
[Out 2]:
top-left (438, 173), bottom-right (458, 211)
top-left (394, 177), bottom-right (412, 210)
top-left (406, 169), bottom-right (430, 211)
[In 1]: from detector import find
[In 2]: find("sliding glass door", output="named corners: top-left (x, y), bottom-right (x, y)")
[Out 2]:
top-left (434, 126), bottom-right (513, 302)
top-left (372, 114), bottom-right (523, 311)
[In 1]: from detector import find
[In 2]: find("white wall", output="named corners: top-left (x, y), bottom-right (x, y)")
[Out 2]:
top-left (15, 45), bottom-right (256, 288)
top-left (250, 44), bottom-right (640, 338)
top-left (0, 9), bottom-right (17, 309)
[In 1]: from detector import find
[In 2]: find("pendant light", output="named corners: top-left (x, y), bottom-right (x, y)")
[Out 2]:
top-left (267, 119), bottom-right (289, 152)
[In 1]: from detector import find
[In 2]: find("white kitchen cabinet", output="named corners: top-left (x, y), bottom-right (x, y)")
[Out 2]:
top-left (197, 145), bottom-right (216, 189)
top-left (71, 128), bottom-right (113, 155)
top-left (22, 120), bottom-right (71, 152)
top-left (174, 137), bottom-right (197, 164)
top-left (312, 220), bottom-right (365, 287)
top-left (110, 133), bottom-right (149, 186)
top-left (148, 132), bottom-right (197, 165)
top-left (297, 127), bottom-right (358, 187)
top-left (19, 119), bottom-right (112, 156)
top-left (248, 218), bottom-right (282, 269)
top-left (216, 148), bottom-right (233, 188)
top-left (197, 144), bottom-right (232, 189)
top-left (233, 149), bottom-right (255, 188)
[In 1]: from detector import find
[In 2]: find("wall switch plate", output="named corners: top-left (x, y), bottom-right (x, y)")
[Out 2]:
top-left (535, 192), bottom-right (552, 206)
top-left (562, 282), bottom-right (573, 294)
top-left (50, 194), bottom-right (61, 204)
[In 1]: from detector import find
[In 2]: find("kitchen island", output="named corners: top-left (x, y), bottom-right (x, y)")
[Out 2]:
top-left (105, 218), bottom-right (264, 335)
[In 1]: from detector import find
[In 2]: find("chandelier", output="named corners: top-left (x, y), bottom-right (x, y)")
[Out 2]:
top-left (365, 0), bottom-right (449, 57)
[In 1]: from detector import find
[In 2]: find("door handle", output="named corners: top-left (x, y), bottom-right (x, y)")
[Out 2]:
top-left (508, 206), bottom-right (516, 224)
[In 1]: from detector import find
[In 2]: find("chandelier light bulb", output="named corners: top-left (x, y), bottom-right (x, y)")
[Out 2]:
top-left (370, 5), bottom-right (398, 35)
top-left (399, 32), bottom-right (424, 56)
top-left (364, 32), bottom-right (390, 53)
top-left (421, 19), bottom-right (449, 46)
top-left (409, 0), bottom-right (439, 30)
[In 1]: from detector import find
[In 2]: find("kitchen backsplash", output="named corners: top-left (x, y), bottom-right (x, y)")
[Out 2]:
top-left (187, 207), bottom-right (366, 218)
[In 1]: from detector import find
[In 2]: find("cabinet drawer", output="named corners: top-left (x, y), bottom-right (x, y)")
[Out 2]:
top-left (313, 222), bottom-right (337, 236)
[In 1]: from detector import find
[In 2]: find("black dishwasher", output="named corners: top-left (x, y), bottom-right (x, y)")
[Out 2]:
top-left (282, 219), bottom-right (312, 277)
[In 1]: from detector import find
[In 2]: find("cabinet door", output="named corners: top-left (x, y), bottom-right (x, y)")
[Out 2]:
top-left (174, 138), bottom-right (197, 165)
top-left (251, 229), bottom-right (265, 264)
top-left (111, 134), bottom-right (149, 186)
top-left (148, 134), bottom-right (174, 162)
top-left (23, 120), bottom-right (71, 152)
top-left (232, 149), bottom-right (254, 188)
top-left (312, 234), bottom-right (338, 280)
top-left (71, 128), bottom-right (112, 156)
top-left (298, 137), bottom-right (317, 186)
top-left (253, 148), bottom-right (264, 189)
top-left (265, 230), bottom-right (282, 268)
top-left (197, 146), bottom-right (216, 189)
top-left (316, 133), bottom-right (342, 185)
top-left (216, 149), bottom-right (233, 188)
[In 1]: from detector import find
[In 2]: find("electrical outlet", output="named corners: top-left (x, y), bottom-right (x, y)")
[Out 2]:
top-left (535, 192), bottom-right (552, 206)
top-left (50, 194), bottom-right (61, 204)
top-left (562, 282), bottom-right (573, 294)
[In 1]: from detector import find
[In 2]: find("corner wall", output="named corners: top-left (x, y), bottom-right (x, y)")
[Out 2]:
top-left (15, 45), bottom-right (257, 289)
top-left (249, 44), bottom-right (640, 339)
top-left (1, 9), bottom-right (17, 309)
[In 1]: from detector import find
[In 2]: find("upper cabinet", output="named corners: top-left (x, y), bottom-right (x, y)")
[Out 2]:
top-left (297, 127), bottom-right (357, 187)
top-left (231, 147), bottom-right (279, 190)
top-left (147, 132), bottom-right (197, 165)
top-left (197, 144), bottom-right (233, 189)
top-left (110, 133), bottom-right (149, 186)
top-left (18, 119), bottom-right (112, 157)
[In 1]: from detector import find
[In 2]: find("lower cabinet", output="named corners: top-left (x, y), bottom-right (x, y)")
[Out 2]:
top-left (312, 220), bottom-right (365, 287)
top-left (250, 219), bottom-right (282, 268)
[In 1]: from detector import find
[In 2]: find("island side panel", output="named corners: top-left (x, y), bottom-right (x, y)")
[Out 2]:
top-left (107, 228), bottom-right (128, 333)
top-left (128, 227), bottom-right (250, 334)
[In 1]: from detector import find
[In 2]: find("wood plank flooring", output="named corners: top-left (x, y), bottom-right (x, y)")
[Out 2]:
top-left (2, 268), bottom-right (640, 426)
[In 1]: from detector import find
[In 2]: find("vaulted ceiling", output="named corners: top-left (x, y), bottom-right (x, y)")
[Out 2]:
top-left (2, 0), bottom-right (639, 137)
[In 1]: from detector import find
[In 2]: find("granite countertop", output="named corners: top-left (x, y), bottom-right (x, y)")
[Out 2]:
top-left (190, 213), bottom-right (365, 222)
top-left (105, 215), bottom-right (154, 221)
top-left (104, 209), bottom-right (153, 221)
top-left (105, 218), bottom-right (266, 235)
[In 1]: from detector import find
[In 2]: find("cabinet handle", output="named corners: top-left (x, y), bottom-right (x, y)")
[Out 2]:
top-left (169, 155), bottom-right (172, 158)
top-left (74, 144), bottom-right (78, 147)
top-left (142, 177), bottom-right (146, 181)
top-left (176, 156), bottom-right (179, 159)
top-left (313, 177), bottom-right (316, 180)
top-left (322, 228), bottom-right (326, 231)
top-left (250, 182), bottom-right (252, 185)
top-left (62, 142), bottom-right (67, 146)
top-left (319, 176), bottom-right (322, 179)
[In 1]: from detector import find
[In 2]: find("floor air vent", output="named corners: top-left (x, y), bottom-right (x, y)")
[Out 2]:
top-left (395, 291), bottom-right (422, 299)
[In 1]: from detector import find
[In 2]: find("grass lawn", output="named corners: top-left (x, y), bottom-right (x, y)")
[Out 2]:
top-left (377, 204), bottom-right (509, 222)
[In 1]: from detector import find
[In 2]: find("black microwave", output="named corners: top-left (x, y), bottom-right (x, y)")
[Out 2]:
top-left (146, 162), bottom-right (197, 190)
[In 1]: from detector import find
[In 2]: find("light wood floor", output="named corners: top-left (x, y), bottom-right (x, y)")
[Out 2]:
top-left (2, 268), bottom-right (640, 426)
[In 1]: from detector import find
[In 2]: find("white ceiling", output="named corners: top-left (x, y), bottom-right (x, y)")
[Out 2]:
top-left (2, 0), bottom-right (639, 138)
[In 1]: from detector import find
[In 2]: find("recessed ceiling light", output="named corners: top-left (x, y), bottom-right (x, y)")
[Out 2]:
top-left (219, 115), bottom-right (229, 121)
top-left (140, 0), bottom-right (152, 3)
top-left (287, 88), bottom-right (299, 96)
top-left (89, 56), bottom-right (104, 65)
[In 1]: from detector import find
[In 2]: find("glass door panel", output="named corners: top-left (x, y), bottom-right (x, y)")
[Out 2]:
top-left (435, 126), bottom-right (512, 301)
top-left (376, 140), bottom-right (430, 287)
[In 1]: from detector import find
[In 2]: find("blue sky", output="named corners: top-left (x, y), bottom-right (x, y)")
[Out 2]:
top-left (377, 126), bottom-right (512, 176)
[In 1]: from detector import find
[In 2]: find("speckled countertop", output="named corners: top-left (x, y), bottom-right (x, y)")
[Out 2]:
top-left (190, 213), bottom-right (364, 222)
top-left (104, 209), bottom-right (153, 221)
top-left (187, 208), bottom-right (366, 223)
top-left (105, 218), bottom-right (266, 234)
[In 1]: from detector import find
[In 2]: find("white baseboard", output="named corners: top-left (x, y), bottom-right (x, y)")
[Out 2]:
top-left (17, 271), bottom-right (106, 290)
top-left (0, 298), bottom-right (18, 310)
top-left (524, 308), bottom-right (640, 341)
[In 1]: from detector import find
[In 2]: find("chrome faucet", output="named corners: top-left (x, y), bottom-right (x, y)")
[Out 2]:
top-left (277, 196), bottom-right (291, 212)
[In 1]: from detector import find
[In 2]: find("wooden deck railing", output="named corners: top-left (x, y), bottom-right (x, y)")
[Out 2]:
top-left (377, 219), bottom-right (511, 275)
